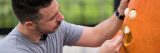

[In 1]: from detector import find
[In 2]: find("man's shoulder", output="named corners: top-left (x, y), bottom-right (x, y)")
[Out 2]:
top-left (57, 20), bottom-right (84, 32)
top-left (0, 27), bottom-right (24, 46)
top-left (0, 34), bottom-right (19, 48)
top-left (0, 34), bottom-right (30, 53)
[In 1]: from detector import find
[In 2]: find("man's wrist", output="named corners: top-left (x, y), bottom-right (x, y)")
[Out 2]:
top-left (115, 10), bottom-right (125, 20)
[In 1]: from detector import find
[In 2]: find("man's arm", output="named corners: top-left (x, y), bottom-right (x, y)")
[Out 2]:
top-left (74, 0), bottom-right (129, 47)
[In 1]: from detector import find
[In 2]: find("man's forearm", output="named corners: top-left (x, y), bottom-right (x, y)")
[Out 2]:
top-left (74, 13), bottom-right (123, 47)
top-left (93, 13), bottom-right (123, 42)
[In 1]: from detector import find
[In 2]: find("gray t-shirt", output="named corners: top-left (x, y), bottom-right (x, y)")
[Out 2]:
top-left (0, 21), bottom-right (84, 53)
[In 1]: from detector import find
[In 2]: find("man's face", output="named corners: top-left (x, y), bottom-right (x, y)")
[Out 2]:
top-left (36, 0), bottom-right (64, 34)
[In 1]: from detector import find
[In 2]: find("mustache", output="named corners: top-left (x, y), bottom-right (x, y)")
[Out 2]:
top-left (57, 21), bottom-right (62, 25)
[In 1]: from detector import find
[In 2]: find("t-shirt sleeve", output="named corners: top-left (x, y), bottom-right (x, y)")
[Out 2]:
top-left (61, 21), bottom-right (84, 46)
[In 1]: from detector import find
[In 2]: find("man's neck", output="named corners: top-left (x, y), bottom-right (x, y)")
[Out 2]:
top-left (17, 23), bottom-right (42, 43)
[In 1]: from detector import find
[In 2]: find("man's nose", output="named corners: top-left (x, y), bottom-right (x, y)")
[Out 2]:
top-left (56, 12), bottom-right (64, 21)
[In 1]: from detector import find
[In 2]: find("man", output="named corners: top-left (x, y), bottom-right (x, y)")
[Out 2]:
top-left (0, 0), bottom-right (129, 53)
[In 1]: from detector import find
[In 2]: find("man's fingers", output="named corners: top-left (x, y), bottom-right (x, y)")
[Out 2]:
top-left (111, 35), bottom-right (124, 46)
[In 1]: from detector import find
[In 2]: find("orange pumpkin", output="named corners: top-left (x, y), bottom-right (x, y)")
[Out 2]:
top-left (120, 0), bottom-right (160, 53)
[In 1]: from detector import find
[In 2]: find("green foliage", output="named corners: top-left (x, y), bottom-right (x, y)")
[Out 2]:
top-left (58, 0), bottom-right (114, 25)
top-left (0, 0), bottom-right (18, 28)
top-left (0, 0), bottom-right (114, 28)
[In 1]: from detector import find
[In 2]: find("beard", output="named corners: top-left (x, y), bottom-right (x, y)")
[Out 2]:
top-left (35, 26), bottom-right (51, 34)
top-left (35, 21), bottom-right (62, 34)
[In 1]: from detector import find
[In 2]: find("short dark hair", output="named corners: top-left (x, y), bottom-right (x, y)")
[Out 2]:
top-left (12, 0), bottom-right (53, 24)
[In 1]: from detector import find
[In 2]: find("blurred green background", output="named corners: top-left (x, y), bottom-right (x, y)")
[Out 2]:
top-left (0, 0), bottom-right (114, 28)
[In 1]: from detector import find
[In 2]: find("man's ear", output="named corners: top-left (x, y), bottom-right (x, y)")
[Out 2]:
top-left (24, 21), bottom-right (36, 30)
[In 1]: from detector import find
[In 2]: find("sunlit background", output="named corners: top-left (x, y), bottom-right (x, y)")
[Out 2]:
top-left (0, 0), bottom-right (119, 53)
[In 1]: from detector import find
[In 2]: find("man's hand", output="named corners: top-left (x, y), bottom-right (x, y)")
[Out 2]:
top-left (118, 0), bottom-right (130, 15)
top-left (98, 35), bottom-right (124, 53)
